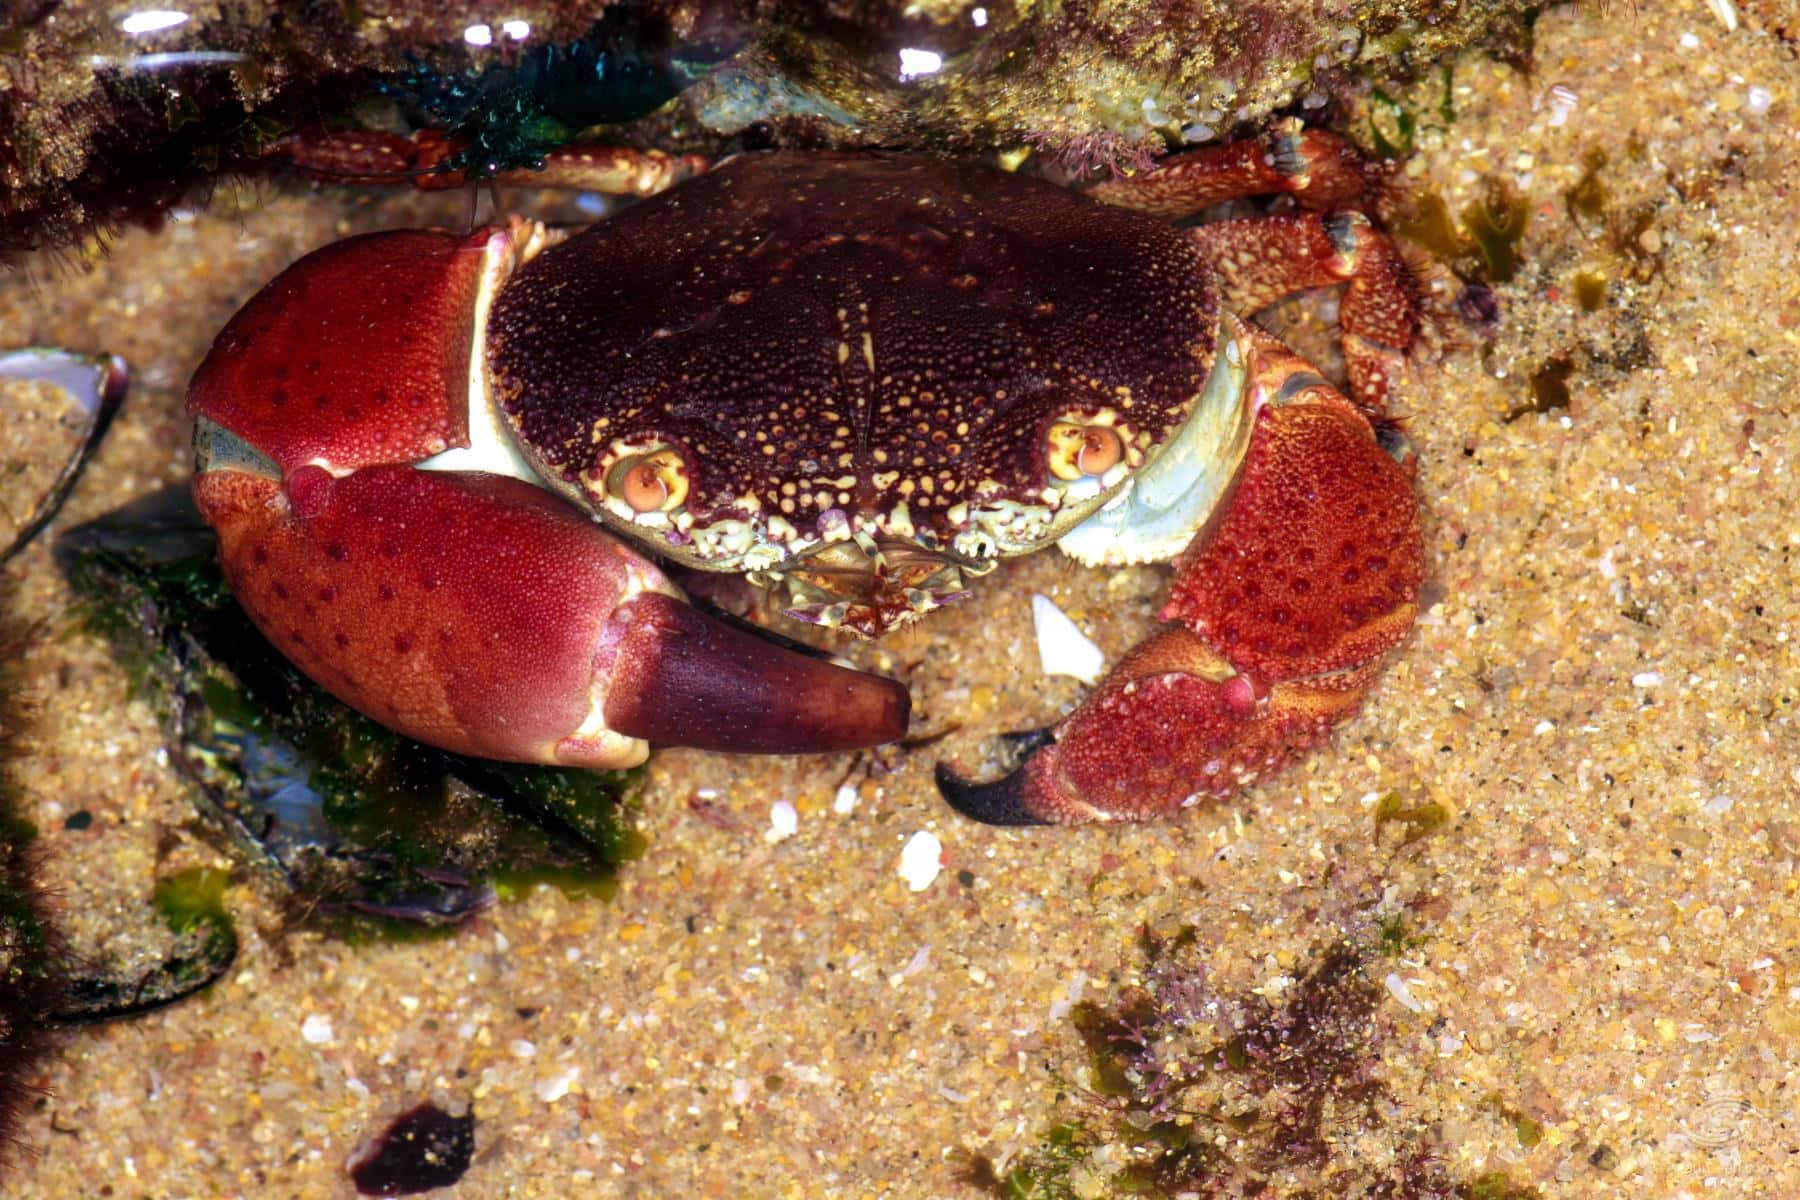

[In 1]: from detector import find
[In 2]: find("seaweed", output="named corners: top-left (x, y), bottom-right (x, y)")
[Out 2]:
top-left (975, 924), bottom-right (1541, 1198)
top-left (1398, 180), bottom-right (1531, 285)
top-left (0, 586), bottom-right (62, 1181)
top-left (1504, 357), bottom-right (1574, 423)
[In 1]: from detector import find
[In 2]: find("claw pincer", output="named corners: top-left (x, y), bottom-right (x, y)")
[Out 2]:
top-left (188, 224), bottom-right (907, 768)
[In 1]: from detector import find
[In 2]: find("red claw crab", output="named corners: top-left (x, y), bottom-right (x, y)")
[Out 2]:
top-left (188, 127), bottom-right (1424, 826)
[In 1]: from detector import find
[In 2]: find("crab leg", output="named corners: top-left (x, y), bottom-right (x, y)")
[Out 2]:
top-left (1086, 120), bottom-right (1418, 412)
top-left (1184, 212), bottom-right (1417, 412)
top-left (939, 328), bottom-right (1421, 824)
top-left (1085, 119), bottom-right (1375, 215)
top-left (189, 224), bottom-right (907, 768)
top-left (267, 128), bottom-right (708, 195)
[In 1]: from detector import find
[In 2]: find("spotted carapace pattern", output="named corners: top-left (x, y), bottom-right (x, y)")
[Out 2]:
top-left (486, 151), bottom-right (1221, 567)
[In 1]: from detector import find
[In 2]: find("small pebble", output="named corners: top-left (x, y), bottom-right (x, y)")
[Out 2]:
top-left (1632, 671), bottom-right (1663, 687)
top-left (1545, 83), bottom-right (1579, 127)
top-left (300, 1013), bottom-right (334, 1045)
top-left (1385, 973), bottom-right (1426, 1013)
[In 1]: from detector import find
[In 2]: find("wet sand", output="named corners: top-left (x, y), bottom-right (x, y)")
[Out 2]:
top-left (3, 1), bottom-right (1798, 1195)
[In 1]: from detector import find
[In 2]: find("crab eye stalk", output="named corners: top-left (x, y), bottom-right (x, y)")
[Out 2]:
top-left (1046, 421), bottom-right (1125, 482)
top-left (609, 447), bottom-right (689, 513)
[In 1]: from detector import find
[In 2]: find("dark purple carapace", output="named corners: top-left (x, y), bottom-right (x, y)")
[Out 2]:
top-left (486, 152), bottom-right (1216, 562)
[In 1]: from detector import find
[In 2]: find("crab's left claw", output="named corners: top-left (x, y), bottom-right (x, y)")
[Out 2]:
top-left (940, 329), bottom-right (1422, 824)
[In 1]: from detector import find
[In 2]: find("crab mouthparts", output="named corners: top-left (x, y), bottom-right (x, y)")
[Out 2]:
top-left (759, 538), bottom-right (981, 638)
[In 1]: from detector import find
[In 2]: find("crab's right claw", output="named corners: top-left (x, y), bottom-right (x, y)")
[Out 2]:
top-left (189, 225), bottom-right (907, 768)
top-left (938, 330), bottom-right (1421, 824)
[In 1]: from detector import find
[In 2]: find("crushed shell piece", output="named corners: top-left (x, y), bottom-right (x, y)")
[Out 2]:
top-left (537, 1066), bottom-right (580, 1103)
top-left (1385, 972), bottom-right (1426, 1013)
top-left (765, 800), bottom-right (799, 843)
top-left (1031, 593), bottom-right (1106, 685)
top-left (899, 830), bottom-right (943, 892)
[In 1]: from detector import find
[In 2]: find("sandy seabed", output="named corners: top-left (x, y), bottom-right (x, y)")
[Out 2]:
top-left (2, 2), bottom-right (1798, 1196)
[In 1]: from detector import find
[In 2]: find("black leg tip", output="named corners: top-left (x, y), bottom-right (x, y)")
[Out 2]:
top-left (933, 761), bottom-right (1048, 826)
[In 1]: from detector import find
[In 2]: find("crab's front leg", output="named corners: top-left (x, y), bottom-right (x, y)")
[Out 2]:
top-left (265, 128), bottom-right (708, 196)
top-left (939, 323), bottom-right (1421, 824)
top-left (190, 224), bottom-right (908, 768)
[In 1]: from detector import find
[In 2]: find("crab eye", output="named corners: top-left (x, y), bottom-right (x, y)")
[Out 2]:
top-left (1045, 421), bottom-right (1125, 482)
top-left (608, 446), bottom-right (690, 513)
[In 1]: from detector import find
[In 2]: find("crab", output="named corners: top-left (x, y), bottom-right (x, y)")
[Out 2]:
top-left (187, 126), bottom-right (1424, 825)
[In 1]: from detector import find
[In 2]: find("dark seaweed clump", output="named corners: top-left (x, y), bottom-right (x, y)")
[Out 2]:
top-left (0, 589), bottom-right (61, 1179)
top-left (965, 927), bottom-right (1541, 1198)
top-left (0, 811), bottom-right (58, 1180)
top-left (377, 6), bottom-right (738, 179)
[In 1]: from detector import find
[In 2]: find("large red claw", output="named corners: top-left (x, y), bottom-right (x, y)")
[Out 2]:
top-left (941, 331), bottom-right (1421, 824)
top-left (191, 228), bottom-right (908, 767)
top-left (193, 464), bottom-right (907, 766)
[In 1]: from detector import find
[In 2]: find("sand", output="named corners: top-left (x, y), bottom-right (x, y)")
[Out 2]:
top-left (2, 1), bottom-right (1797, 1195)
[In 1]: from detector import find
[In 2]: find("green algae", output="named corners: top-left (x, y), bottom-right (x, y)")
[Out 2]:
top-left (1399, 180), bottom-right (1531, 284)
top-left (55, 489), bottom-right (641, 937)
top-left (1374, 790), bottom-right (1450, 844)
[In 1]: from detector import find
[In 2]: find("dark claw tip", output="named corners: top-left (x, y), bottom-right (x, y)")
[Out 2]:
top-left (933, 761), bottom-right (1048, 826)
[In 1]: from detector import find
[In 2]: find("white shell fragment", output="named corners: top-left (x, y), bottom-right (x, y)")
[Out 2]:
top-left (537, 1065), bottom-right (580, 1103)
top-left (1031, 594), bottom-right (1106, 685)
top-left (898, 830), bottom-right (943, 892)
top-left (1384, 972), bottom-right (1426, 1013)
top-left (765, 800), bottom-right (799, 843)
